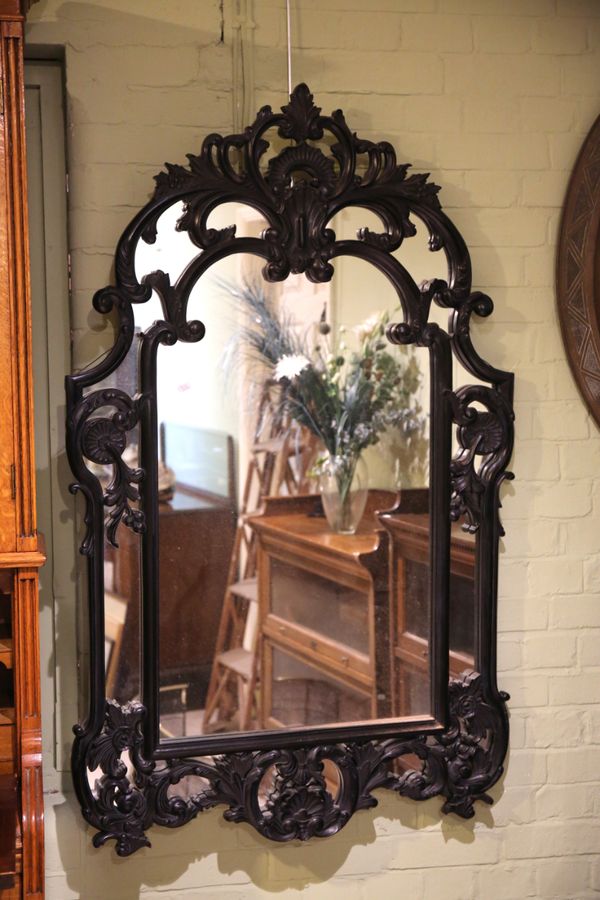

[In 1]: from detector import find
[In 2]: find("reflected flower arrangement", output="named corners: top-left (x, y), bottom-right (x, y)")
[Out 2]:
top-left (221, 279), bottom-right (428, 503)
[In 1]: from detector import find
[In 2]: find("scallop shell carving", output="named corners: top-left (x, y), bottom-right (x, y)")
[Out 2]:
top-left (82, 418), bottom-right (127, 464)
top-left (459, 411), bottom-right (503, 455)
top-left (267, 144), bottom-right (337, 196)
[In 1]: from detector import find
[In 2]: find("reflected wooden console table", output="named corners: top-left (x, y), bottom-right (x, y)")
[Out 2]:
top-left (250, 493), bottom-right (397, 729)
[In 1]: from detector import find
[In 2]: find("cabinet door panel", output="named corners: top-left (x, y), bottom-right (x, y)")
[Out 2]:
top-left (0, 112), bottom-right (16, 552)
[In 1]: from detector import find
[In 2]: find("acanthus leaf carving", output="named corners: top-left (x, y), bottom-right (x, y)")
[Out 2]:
top-left (75, 671), bottom-right (508, 855)
top-left (75, 389), bottom-right (145, 549)
top-left (279, 83), bottom-right (324, 142)
top-left (449, 387), bottom-right (514, 535)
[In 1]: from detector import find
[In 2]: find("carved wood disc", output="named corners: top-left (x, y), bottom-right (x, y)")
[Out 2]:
top-left (557, 114), bottom-right (600, 427)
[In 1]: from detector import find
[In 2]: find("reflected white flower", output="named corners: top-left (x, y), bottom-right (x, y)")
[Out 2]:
top-left (354, 311), bottom-right (384, 343)
top-left (274, 354), bottom-right (310, 381)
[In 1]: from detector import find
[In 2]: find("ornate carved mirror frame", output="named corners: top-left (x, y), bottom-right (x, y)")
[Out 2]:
top-left (65, 85), bottom-right (514, 855)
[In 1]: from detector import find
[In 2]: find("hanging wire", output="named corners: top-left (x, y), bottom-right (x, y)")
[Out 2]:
top-left (286, 0), bottom-right (293, 96)
top-left (73, 345), bottom-right (116, 375)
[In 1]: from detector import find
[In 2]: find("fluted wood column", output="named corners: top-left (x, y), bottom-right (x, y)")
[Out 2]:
top-left (0, 2), bottom-right (44, 898)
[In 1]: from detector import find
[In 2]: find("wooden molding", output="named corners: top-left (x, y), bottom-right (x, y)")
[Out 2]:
top-left (1, 19), bottom-right (37, 548)
top-left (0, 2), bottom-right (37, 18)
top-left (0, 0), bottom-right (45, 891)
top-left (13, 571), bottom-right (43, 898)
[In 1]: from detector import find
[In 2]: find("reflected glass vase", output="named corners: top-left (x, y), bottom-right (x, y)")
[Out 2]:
top-left (319, 453), bottom-right (368, 535)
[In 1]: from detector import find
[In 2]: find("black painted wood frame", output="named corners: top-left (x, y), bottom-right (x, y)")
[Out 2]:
top-left (65, 85), bottom-right (514, 855)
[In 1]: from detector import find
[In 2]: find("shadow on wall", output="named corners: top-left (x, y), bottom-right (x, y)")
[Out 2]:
top-left (51, 779), bottom-right (502, 897)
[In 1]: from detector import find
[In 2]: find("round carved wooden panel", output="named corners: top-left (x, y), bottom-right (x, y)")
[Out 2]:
top-left (557, 114), bottom-right (600, 427)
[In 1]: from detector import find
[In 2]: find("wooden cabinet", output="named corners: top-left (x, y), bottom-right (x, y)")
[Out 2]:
top-left (384, 512), bottom-right (475, 718)
top-left (250, 493), bottom-right (396, 729)
top-left (251, 494), bottom-right (476, 734)
top-left (0, 564), bottom-right (44, 900)
top-left (0, 2), bottom-right (45, 897)
top-left (108, 492), bottom-right (236, 707)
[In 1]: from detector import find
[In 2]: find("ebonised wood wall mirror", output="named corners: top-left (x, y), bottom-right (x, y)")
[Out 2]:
top-left (65, 84), bottom-right (514, 855)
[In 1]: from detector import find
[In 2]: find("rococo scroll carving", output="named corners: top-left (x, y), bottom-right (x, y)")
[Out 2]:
top-left (71, 388), bottom-right (145, 551)
top-left (80, 671), bottom-right (507, 856)
top-left (66, 84), bottom-right (514, 851)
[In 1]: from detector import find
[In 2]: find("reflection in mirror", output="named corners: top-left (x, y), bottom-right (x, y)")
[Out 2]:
top-left (154, 307), bottom-right (237, 737)
top-left (99, 322), bottom-right (143, 708)
top-left (97, 197), bottom-right (483, 742)
top-left (81, 352), bottom-right (143, 708)
top-left (134, 200), bottom-right (197, 284)
top-left (103, 521), bottom-right (141, 706)
top-left (447, 354), bottom-right (486, 674)
top-left (98, 199), bottom-right (444, 741)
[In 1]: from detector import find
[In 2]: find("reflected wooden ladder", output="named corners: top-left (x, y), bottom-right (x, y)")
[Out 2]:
top-left (203, 387), bottom-right (316, 733)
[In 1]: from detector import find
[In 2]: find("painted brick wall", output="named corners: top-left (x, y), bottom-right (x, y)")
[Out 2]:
top-left (26, 1), bottom-right (600, 897)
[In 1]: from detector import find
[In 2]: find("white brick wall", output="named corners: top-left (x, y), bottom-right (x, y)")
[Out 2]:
top-left (26, 0), bottom-right (600, 897)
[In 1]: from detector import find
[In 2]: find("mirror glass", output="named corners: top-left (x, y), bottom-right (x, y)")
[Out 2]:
top-left (98, 200), bottom-right (478, 741)
top-left (89, 375), bottom-right (143, 707)
top-left (446, 350), bottom-right (484, 677)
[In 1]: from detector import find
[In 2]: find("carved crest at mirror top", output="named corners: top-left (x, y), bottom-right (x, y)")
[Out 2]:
top-left (65, 85), bottom-right (514, 855)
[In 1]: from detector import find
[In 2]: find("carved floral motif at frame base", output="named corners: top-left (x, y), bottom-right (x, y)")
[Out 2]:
top-left (66, 84), bottom-right (514, 853)
top-left (82, 671), bottom-right (507, 857)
